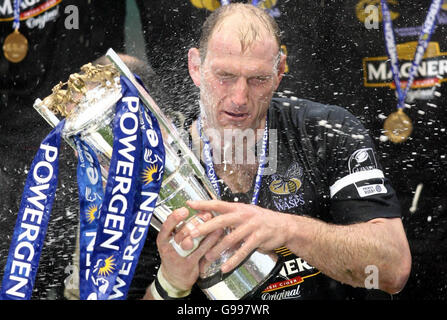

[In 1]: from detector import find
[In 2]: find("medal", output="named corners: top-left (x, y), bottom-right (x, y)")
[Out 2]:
top-left (3, 0), bottom-right (28, 63)
top-left (383, 109), bottom-right (413, 143)
top-left (380, 0), bottom-right (442, 143)
top-left (3, 29), bottom-right (28, 63)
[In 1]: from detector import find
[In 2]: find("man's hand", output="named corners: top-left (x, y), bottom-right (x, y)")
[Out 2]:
top-left (184, 199), bottom-right (411, 294)
top-left (186, 200), bottom-right (292, 274)
top-left (156, 207), bottom-right (223, 291)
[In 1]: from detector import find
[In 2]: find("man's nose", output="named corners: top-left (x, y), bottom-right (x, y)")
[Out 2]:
top-left (230, 77), bottom-right (249, 106)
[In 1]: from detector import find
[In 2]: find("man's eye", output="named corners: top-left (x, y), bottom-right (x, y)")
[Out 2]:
top-left (218, 73), bottom-right (235, 80)
top-left (249, 76), bottom-right (271, 85)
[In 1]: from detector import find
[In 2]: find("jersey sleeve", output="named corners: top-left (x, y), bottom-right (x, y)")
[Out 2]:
top-left (304, 103), bottom-right (402, 224)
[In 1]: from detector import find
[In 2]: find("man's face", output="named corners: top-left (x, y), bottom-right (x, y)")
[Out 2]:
top-left (195, 25), bottom-right (284, 135)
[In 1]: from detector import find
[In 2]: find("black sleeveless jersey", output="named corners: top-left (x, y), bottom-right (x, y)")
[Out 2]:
top-left (129, 97), bottom-right (401, 300)
top-left (218, 97), bottom-right (401, 300)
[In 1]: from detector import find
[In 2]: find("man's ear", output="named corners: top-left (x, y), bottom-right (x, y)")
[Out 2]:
top-left (188, 48), bottom-right (201, 87)
top-left (275, 52), bottom-right (287, 87)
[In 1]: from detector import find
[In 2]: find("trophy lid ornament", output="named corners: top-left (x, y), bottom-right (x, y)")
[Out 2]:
top-left (41, 63), bottom-right (120, 118)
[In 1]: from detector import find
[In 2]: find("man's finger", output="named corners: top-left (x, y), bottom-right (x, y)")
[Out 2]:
top-left (173, 212), bottom-right (211, 244)
top-left (220, 239), bottom-right (257, 274)
top-left (189, 213), bottom-right (242, 240)
top-left (204, 224), bottom-right (249, 262)
top-left (190, 229), bottom-right (223, 261)
top-left (187, 199), bottom-right (238, 214)
top-left (158, 207), bottom-right (189, 244)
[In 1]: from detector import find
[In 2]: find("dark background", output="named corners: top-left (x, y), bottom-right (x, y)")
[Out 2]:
top-left (0, 0), bottom-right (445, 300)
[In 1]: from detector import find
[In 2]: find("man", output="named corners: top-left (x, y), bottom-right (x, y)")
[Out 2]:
top-left (140, 3), bottom-right (411, 300)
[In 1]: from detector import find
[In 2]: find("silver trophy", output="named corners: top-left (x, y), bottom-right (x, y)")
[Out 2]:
top-left (33, 49), bottom-right (280, 300)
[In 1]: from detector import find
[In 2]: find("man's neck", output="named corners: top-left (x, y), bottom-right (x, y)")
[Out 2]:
top-left (191, 118), bottom-right (265, 194)
top-left (214, 161), bottom-right (258, 194)
top-left (203, 115), bottom-right (267, 161)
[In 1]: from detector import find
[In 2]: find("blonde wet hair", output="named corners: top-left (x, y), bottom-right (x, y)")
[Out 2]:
top-left (198, 3), bottom-right (282, 63)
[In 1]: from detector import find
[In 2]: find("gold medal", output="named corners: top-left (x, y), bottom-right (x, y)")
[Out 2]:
top-left (3, 29), bottom-right (28, 63)
top-left (383, 108), bottom-right (413, 143)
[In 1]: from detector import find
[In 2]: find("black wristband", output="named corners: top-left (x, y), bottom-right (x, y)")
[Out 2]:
top-left (154, 276), bottom-right (186, 300)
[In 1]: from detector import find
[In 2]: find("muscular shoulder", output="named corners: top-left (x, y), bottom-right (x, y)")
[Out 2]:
top-left (269, 97), bottom-right (367, 139)
top-left (269, 97), bottom-right (400, 223)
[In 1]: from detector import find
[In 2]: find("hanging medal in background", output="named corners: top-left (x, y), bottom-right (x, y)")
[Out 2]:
top-left (380, 0), bottom-right (442, 143)
top-left (3, 0), bottom-right (28, 63)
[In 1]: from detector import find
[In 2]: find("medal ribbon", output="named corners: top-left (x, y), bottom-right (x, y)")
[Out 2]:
top-left (197, 116), bottom-right (268, 205)
top-left (82, 76), bottom-right (165, 300)
top-left (13, 0), bottom-right (21, 30)
top-left (219, 1), bottom-right (265, 6)
top-left (219, 1), bottom-right (280, 18)
top-left (380, 0), bottom-right (442, 109)
top-left (0, 120), bottom-right (65, 300)
top-left (196, 118), bottom-right (221, 198)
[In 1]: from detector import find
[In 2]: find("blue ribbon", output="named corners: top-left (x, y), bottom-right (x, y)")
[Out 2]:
top-left (83, 76), bottom-right (165, 300)
top-left (196, 120), bottom-right (221, 198)
top-left (0, 120), bottom-right (65, 300)
top-left (13, 0), bottom-right (20, 30)
top-left (220, 0), bottom-right (280, 18)
top-left (381, 0), bottom-right (442, 109)
top-left (107, 96), bottom-right (165, 300)
top-left (74, 136), bottom-right (104, 300)
top-left (13, 0), bottom-right (21, 30)
top-left (251, 118), bottom-right (269, 205)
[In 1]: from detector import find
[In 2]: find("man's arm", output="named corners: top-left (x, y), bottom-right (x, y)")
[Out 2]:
top-left (285, 215), bottom-right (411, 294)
top-left (186, 200), bottom-right (411, 294)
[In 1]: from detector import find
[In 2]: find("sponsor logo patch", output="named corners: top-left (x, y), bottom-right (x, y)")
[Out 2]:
top-left (348, 148), bottom-right (387, 197)
top-left (362, 41), bottom-right (447, 100)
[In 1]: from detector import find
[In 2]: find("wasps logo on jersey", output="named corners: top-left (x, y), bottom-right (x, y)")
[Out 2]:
top-left (269, 162), bottom-right (305, 211)
top-left (269, 162), bottom-right (302, 195)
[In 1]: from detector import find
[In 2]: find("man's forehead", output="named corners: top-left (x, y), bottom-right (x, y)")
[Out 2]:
top-left (206, 27), bottom-right (279, 62)
top-left (206, 52), bottom-right (278, 78)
